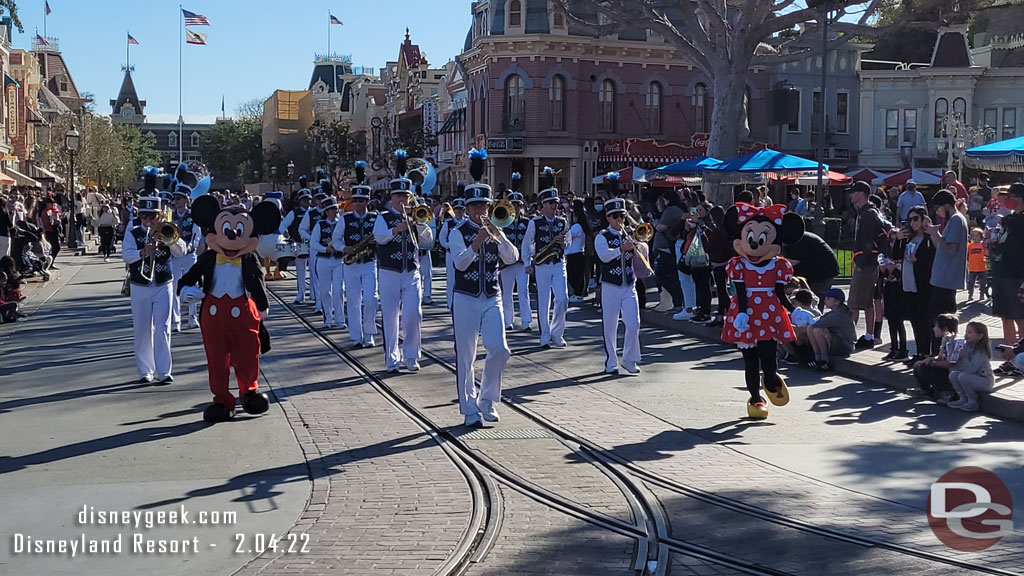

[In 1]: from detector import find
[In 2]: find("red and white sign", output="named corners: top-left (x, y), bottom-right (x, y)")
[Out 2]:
top-left (599, 133), bottom-right (767, 164)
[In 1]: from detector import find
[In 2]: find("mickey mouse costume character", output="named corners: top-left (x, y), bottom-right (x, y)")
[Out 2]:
top-left (722, 202), bottom-right (804, 419)
top-left (178, 196), bottom-right (282, 422)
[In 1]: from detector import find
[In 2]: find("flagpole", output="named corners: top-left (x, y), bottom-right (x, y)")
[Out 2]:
top-left (43, 3), bottom-right (46, 39)
top-left (327, 9), bottom-right (331, 57)
top-left (126, 32), bottom-right (130, 72)
top-left (179, 5), bottom-right (184, 165)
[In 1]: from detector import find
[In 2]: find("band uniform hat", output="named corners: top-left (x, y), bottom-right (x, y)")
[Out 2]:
top-left (173, 183), bottom-right (193, 198)
top-left (844, 180), bottom-right (872, 196)
top-left (931, 189), bottom-right (956, 207)
top-left (451, 198), bottom-right (466, 210)
top-left (264, 191), bottom-right (284, 200)
top-left (390, 149), bottom-right (414, 195)
top-left (507, 192), bottom-right (525, 205)
top-left (320, 197), bottom-right (340, 213)
top-left (351, 160), bottom-right (371, 199)
top-left (604, 197), bottom-right (627, 216)
top-left (465, 148), bottom-right (492, 204)
top-left (297, 189), bottom-right (313, 201)
top-left (138, 196), bottom-right (162, 215)
top-left (538, 166), bottom-right (559, 203)
top-left (508, 171), bottom-right (525, 205)
top-left (159, 190), bottom-right (174, 204)
top-left (820, 287), bottom-right (846, 304)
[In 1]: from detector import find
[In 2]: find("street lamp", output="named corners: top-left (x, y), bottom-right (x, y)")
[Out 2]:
top-left (270, 165), bottom-right (278, 190)
top-left (287, 160), bottom-right (296, 203)
top-left (939, 114), bottom-right (995, 180)
top-left (65, 127), bottom-right (81, 251)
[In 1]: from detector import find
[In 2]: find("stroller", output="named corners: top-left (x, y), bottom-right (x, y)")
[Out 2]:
top-left (11, 221), bottom-right (51, 281)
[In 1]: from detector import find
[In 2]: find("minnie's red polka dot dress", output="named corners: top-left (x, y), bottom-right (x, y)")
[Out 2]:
top-left (722, 256), bottom-right (796, 346)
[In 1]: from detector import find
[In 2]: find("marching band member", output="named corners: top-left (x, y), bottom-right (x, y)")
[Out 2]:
top-left (438, 185), bottom-right (466, 309)
top-left (122, 194), bottom-right (186, 384)
top-left (415, 192), bottom-right (435, 305)
top-left (280, 187), bottom-right (312, 304)
top-left (595, 197), bottom-right (642, 375)
top-left (522, 167), bottom-right (571, 348)
top-left (312, 197), bottom-right (344, 329)
top-left (374, 150), bottom-right (434, 372)
top-left (170, 183), bottom-right (202, 331)
top-left (450, 148), bottom-right (518, 427)
top-left (500, 172), bottom-right (532, 331)
top-left (333, 161), bottom-right (379, 347)
top-left (300, 188), bottom-right (328, 312)
top-left (260, 191), bottom-right (286, 281)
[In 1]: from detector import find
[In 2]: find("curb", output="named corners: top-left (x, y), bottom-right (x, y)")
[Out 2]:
top-left (639, 307), bottom-right (1024, 425)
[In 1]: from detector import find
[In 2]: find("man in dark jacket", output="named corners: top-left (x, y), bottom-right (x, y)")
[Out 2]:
top-left (783, 230), bottom-right (839, 308)
top-left (846, 181), bottom-right (887, 349)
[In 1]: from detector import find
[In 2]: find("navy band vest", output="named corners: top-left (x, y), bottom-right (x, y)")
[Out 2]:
top-left (502, 217), bottom-right (529, 267)
top-left (599, 229), bottom-right (635, 286)
top-left (128, 225), bottom-right (173, 285)
top-left (173, 210), bottom-right (195, 245)
top-left (343, 211), bottom-right (377, 264)
top-left (532, 216), bottom-right (567, 264)
top-left (453, 221), bottom-right (500, 298)
top-left (288, 207), bottom-right (307, 241)
top-left (318, 219), bottom-right (342, 258)
top-left (307, 208), bottom-right (323, 240)
top-left (376, 210), bottom-right (419, 273)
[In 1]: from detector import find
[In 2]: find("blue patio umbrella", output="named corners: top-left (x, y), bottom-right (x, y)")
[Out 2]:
top-left (965, 135), bottom-right (1024, 171)
top-left (650, 156), bottom-right (722, 175)
top-left (708, 149), bottom-right (825, 173)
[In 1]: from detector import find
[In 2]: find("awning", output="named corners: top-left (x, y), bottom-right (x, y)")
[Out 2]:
top-left (7, 166), bottom-right (41, 187)
top-left (0, 171), bottom-right (15, 186)
top-left (29, 164), bottom-right (64, 183)
top-left (437, 109), bottom-right (465, 136)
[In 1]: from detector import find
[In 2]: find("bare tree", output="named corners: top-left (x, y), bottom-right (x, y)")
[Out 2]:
top-left (555, 0), bottom-right (967, 203)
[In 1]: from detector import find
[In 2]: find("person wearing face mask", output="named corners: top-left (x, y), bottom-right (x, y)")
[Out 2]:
top-left (990, 182), bottom-right (1024, 355)
top-left (439, 188), bottom-right (467, 309)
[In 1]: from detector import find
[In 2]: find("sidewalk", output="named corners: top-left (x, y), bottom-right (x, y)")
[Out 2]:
top-left (637, 281), bottom-right (1024, 424)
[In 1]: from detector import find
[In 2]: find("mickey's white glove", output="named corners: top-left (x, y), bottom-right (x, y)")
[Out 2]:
top-left (180, 285), bottom-right (204, 304)
top-left (732, 312), bottom-right (750, 332)
top-left (259, 309), bottom-right (268, 321)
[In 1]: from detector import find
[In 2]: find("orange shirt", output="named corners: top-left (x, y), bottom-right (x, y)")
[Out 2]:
top-left (967, 241), bottom-right (987, 273)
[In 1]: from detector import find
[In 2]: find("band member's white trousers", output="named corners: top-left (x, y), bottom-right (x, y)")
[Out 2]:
top-left (445, 251), bottom-right (455, 309)
top-left (534, 262), bottom-right (568, 345)
top-left (420, 252), bottom-right (433, 301)
top-left (378, 268), bottom-right (422, 369)
top-left (309, 252), bottom-right (320, 309)
top-left (131, 281), bottom-right (173, 378)
top-left (171, 253), bottom-right (198, 325)
top-left (294, 256), bottom-right (309, 302)
top-left (344, 261), bottom-right (378, 344)
top-left (601, 280), bottom-right (641, 372)
top-left (316, 257), bottom-right (345, 326)
top-left (452, 291), bottom-right (509, 415)
top-left (499, 262), bottom-right (531, 328)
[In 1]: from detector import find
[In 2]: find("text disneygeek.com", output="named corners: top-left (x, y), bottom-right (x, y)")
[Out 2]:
top-left (9, 505), bottom-right (308, 558)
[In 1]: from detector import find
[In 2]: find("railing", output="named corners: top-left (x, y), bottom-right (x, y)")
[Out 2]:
top-left (32, 35), bottom-right (60, 52)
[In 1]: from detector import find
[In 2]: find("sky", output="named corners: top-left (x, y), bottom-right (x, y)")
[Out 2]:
top-left (13, 0), bottom-right (474, 123)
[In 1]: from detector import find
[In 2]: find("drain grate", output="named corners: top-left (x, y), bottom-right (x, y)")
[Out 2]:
top-left (460, 428), bottom-right (551, 440)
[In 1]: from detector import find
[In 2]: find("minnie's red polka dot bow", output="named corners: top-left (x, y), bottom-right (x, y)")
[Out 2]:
top-left (735, 202), bottom-right (788, 225)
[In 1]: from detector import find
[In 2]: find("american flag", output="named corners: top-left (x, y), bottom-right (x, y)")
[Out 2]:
top-left (45, 1), bottom-right (51, 16)
top-left (35, 34), bottom-right (50, 47)
top-left (330, 14), bottom-right (343, 25)
top-left (182, 9), bottom-right (210, 26)
top-left (128, 32), bottom-right (139, 45)
top-left (185, 29), bottom-right (207, 45)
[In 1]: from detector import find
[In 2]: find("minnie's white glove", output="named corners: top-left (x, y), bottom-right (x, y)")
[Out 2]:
top-left (732, 312), bottom-right (750, 332)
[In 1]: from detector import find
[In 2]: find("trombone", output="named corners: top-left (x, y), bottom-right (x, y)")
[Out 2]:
top-left (623, 213), bottom-right (654, 273)
top-left (139, 211), bottom-right (181, 282)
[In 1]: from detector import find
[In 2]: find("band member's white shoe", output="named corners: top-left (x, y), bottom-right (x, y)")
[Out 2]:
top-left (188, 316), bottom-right (199, 329)
top-left (362, 337), bottom-right (375, 348)
top-left (386, 364), bottom-right (400, 373)
top-left (605, 366), bottom-right (619, 374)
top-left (551, 337), bottom-right (567, 348)
top-left (623, 363), bottom-right (641, 375)
top-left (337, 323), bottom-right (347, 330)
top-left (173, 323), bottom-right (181, 333)
top-left (405, 359), bottom-right (420, 372)
top-left (478, 399), bottom-right (500, 422)
top-left (321, 321), bottom-right (331, 329)
top-left (464, 413), bottom-right (483, 428)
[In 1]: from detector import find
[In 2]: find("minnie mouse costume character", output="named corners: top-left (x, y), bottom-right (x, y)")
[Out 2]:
top-left (722, 202), bottom-right (804, 419)
top-left (179, 195), bottom-right (282, 422)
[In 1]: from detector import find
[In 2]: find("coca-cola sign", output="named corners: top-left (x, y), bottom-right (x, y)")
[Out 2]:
top-left (599, 134), bottom-right (766, 160)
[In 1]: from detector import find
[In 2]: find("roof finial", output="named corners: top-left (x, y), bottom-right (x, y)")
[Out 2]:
top-left (405, 27), bottom-right (410, 42)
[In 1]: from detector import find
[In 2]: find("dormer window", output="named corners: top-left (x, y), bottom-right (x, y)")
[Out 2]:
top-left (168, 132), bottom-right (177, 148)
top-left (191, 132), bottom-right (200, 148)
top-left (508, 0), bottom-right (522, 28)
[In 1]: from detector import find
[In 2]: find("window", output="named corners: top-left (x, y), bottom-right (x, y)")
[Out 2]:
top-left (646, 82), bottom-right (662, 134)
top-left (953, 97), bottom-right (966, 121)
top-left (508, 0), bottom-right (522, 27)
top-left (903, 109), bottom-right (917, 147)
top-left (811, 90), bottom-right (822, 134)
top-left (836, 92), bottom-right (849, 134)
top-left (599, 79), bottom-right (616, 132)
top-left (553, 9), bottom-right (565, 28)
top-left (168, 132), bottom-right (177, 148)
top-left (694, 83), bottom-right (708, 133)
top-left (935, 98), bottom-right (949, 137)
top-left (885, 109), bottom-right (899, 149)
top-left (787, 88), bottom-right (801, 133)
top-left (550, 75), bottom-right (565, 130)
top-left (984, 107), bottom-right (998, 130)
top-left (504, 74), bottom-right (524, 129)
top-left (1003, 108), bottom-right (1016, 140)
top-left (191, 132), bottom-right (200, 148)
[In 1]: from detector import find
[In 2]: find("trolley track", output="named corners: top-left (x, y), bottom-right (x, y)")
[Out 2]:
top-left (275, 277), bottom-right (1017, 575)
top-left (270, 286), bottom-right (795, 576)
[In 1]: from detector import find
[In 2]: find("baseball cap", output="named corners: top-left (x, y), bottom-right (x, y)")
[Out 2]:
top-left (844, 181), bottom-right (872, 195)
top-left (906, 179), bottom-right (916, 186)
top-left (820, 288), bottom-right (846, 303)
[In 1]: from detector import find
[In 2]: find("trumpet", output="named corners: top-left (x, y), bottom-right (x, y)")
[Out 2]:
top-left (488, 199), bottom-right (516, 229)
top-left (623, 214), bottom-right (654, 276)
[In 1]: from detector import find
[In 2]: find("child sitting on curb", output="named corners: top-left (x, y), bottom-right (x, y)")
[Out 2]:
top-left (804, 288), bottom-right (857, 371)
top-left (910, 313), bottom-right (960, 402)
top-left (780, 289), bottom-right (819, 365)
top-left (947, 321), bottom-right (995, 412)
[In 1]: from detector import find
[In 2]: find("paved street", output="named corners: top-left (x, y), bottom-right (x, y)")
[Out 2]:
top-left (2, 260), bottom-right (1023, 575)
